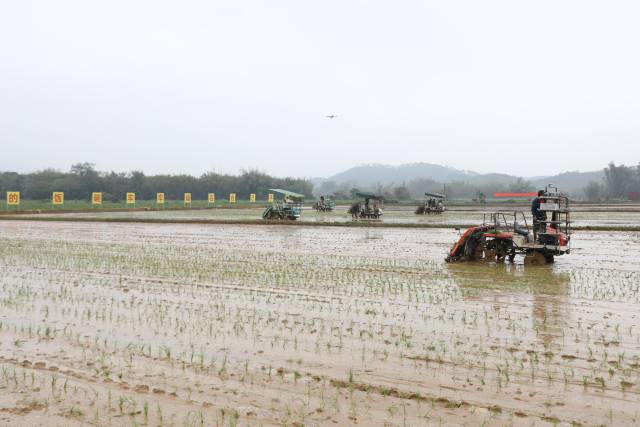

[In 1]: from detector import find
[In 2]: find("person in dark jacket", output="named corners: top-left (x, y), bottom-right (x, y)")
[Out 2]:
top-left (531, 191), bottom-right (545, 219)
top-left (531, 190), bottom-right (546, 234)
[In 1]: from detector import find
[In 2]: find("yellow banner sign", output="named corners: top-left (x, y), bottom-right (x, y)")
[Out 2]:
top-left (92, 192), bottom-right (102, 205)
top-left (208, 193), bottom-right (215, 203)
top-left (6, 191), bottom-right (20, 206)
top-left (126, 192), bottom-right (136, 204)
top-left (156, 193), bottom-right (165, 204)
top-left (249, 193), bottom-right (256, 203)
top-left (52, 192), bottom-right (64, 205)
top-left (268, 193), bottom-right (274, 203)
top-left (229, 193), bottom-right (236, 203)
top-left (184, 193), bottom-right (192, 204)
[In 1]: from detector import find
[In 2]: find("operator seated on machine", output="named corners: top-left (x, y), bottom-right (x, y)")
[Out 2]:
top-left (531, 190), bottom-right (547, 233)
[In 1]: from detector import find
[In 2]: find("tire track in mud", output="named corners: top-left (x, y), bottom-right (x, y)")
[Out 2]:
top-left (0, 350), bottom-right (590, 427)
top-left (0, 353), bottom-right (287, 425)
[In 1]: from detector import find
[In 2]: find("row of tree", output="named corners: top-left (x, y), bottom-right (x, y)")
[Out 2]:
top-left (316, 163), bottom-right (640, 201)
top-left (583, 163), bottom-right (640, 201)
top-left (0, 163), bottom-right (313, 202)
top-left (3, 162), bottom-right (637, 202)
top-left (317, 177), bottom-right (537, 201)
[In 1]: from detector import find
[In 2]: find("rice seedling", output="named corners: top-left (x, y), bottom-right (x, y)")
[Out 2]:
top-left (0, 220), bottom-right (639, 425)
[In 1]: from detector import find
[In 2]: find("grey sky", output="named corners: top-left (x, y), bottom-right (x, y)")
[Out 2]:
top-left (1, 1), bottom-right (639, 178)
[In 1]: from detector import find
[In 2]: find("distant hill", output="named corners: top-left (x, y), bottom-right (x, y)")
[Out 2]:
top-left (326, 163), bottom-right (478, 186)
top-left (318, 162), bottom-right (604, 196)
top-left (530, 170), bottom-right (604, 194)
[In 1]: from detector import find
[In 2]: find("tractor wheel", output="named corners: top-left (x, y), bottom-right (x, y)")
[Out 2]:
top-left (524, 251), bottom-right (546, 266)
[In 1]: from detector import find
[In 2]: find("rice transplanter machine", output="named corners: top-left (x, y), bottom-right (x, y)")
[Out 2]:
top-left (445, 185), bottom-right (571, 265)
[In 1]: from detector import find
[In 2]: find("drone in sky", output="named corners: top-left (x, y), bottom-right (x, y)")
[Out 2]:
top-left (325, 114), bottom-right (337, 119)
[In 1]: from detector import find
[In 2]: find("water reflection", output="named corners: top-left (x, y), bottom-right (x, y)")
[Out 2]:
top-left (360, 230), bottom-right (384, 242)
top-left (446, 263), bottom-right (571, 346)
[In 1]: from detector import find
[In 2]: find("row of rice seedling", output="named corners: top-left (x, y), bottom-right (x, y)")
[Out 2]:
top-left (0, 221), bottom-right (639, 425)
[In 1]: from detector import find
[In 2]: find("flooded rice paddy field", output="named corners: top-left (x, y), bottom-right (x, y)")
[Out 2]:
top-left (16, 204), bottom-right (640, 228)
top-left (1, 220), bottom-right (640, 426)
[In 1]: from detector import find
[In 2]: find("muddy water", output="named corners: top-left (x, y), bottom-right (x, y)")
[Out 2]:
top-left (17, 205), bottom-right (640, 228)
top-left (0, 220), bottom-right (639, 426)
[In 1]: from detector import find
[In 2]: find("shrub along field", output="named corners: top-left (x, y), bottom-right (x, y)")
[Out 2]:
top-left (0, 220), bottom-right (639, 425)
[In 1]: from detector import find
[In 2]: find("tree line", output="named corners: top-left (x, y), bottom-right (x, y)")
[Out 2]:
top-left (317, 176), bottom-right (539, 201)
top-left (0, 163), bottom-right (313, 201)
top-left (583, 163), bottom-right (640, 201)
top-left (316, 163), bottom-right (640, 201)
top-left (3, 162), bottom-right (637, 202)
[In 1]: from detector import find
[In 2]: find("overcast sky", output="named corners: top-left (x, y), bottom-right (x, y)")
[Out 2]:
top-left (1, 1), bottom-right (638, 178)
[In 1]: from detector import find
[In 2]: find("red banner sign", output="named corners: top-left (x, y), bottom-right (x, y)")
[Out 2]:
top-left (493, 192), bottom-right (538, 198)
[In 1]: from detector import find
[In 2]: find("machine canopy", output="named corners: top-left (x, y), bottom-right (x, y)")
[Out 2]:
top-left (355, 192), bottom-right (384, 200)
top-left (268, 189), bottom-right (306, 200)
top-left (425, 192), bottom-right (446, 199)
